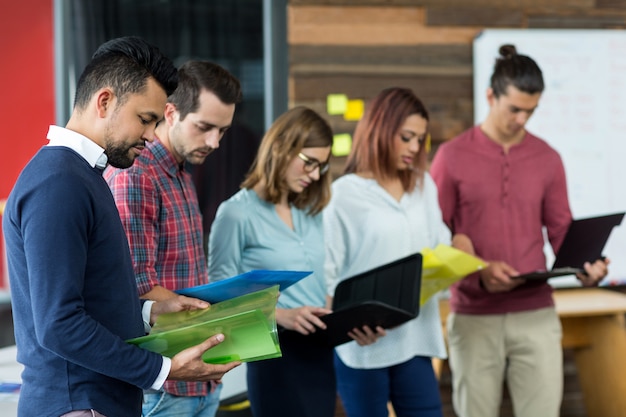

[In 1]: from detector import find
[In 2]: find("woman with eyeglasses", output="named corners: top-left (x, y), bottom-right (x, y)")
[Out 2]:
top-left (324, 87), bottom-right (472, 417)
top-left (208, 106), bottom-right (342, 417)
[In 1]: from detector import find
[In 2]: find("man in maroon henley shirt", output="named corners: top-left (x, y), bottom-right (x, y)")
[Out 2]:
top-left (430, 44), bottom-right (609, 417)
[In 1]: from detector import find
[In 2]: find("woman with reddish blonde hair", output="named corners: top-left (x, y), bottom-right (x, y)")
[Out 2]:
top-left (325, 87), bottom-right (471, 417)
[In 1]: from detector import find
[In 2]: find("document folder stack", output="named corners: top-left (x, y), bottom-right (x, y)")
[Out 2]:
top-left (128, 286), bottom-right (281, 364)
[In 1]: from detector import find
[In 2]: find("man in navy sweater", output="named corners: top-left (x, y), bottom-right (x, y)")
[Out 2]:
top-left (2, 36), bottom-right (239, 417)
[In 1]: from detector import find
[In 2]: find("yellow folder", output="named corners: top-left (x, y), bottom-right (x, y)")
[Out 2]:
top-left (420, 244), bottom-right (486, 306)
top-left (128, 286), bottom-right (281, 364)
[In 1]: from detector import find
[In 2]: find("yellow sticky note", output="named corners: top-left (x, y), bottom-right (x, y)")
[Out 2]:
top-left (343, 99), bottom-right (364, 121)
top-left (326, 94), bottom-right (348, 115)
top-left (332, 134), bottom-right (352, 157)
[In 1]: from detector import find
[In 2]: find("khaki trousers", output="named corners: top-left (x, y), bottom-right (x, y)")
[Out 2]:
top-left (447, 307), bottom-right (563, 417)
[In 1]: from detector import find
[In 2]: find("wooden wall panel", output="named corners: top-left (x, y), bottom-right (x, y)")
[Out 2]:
top-left (287, 1), bottom-right (616, 150)
top-left (292, 74), bottom-right (473, 142)
top-left (427, 7), bottom-right (524, 27)
top-left (290, 0), bottom-right (425, 5)
top-left (290, 0), bottom-right (594, 7)
top-left (292, 75), bottom-right (472, 101)
top-left (290, 44), bottom-right (473, 80)
top-left (527, 12), bottom-right (626, 28)
top-left (290, 45), bottom-right (472, 68)
top-left (289, 5), bottom-right (425, 24)
top-left (288, 6), bottom-right (481, 45)
top-left (590, 0), bottom-right (626, 7)
top-left (295, 96), bottom-right (473, 138)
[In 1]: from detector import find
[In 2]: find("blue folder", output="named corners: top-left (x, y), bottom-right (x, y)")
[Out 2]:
top-left (176, 270), bottom-right (312, 303)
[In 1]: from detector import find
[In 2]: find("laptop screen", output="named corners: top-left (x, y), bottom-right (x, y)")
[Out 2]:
top-left (553, 212), bottom-right (625, 270)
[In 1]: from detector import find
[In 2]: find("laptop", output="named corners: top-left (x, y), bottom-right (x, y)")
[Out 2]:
top-left (306, 252), bottom-right (423, 347)
top-left (514, 212), bottom-right (624, 280)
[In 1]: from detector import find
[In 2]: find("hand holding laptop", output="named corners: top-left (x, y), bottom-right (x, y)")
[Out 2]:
top-left (513, 212), bottom-right (623, 282)
top-left (577, 256), bottom-right (610, 287)
top-left (478, 260), bottom-right (524, 292)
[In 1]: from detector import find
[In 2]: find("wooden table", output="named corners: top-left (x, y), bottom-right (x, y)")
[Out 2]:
top-left (438, 287), bottom-right (626, 417)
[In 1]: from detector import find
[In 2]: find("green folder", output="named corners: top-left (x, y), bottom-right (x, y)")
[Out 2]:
top-left (128, 286), bottom-right (281, 364)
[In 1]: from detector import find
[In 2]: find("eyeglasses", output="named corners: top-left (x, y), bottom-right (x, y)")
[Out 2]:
top-left (297, 153), bottom-right (330, 175)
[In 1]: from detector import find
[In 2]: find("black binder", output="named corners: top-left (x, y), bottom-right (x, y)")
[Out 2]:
top-left (308, 253), bottom-right (423, 347)
top-left (514, 212), bottom-right (624, 280)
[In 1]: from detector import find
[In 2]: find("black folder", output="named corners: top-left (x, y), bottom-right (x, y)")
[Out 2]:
top-left (307, 253), bottom-right (422, 347)
top-left (514, 212), bottom-right (624, 280)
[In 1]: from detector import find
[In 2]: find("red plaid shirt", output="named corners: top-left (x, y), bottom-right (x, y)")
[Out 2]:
top-left (104, 138), bottom-right (211, 397)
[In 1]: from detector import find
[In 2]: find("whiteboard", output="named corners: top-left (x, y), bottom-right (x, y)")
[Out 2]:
top-left (473, 29), bottom-right (626, 285)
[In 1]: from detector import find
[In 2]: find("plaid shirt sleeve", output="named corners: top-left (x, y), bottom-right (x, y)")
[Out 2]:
top-left (107, 170), bottom-right (161, 296)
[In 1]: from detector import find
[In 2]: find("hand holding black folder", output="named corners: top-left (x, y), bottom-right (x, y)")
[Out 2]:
top-left (306, 253), bottom-right (423, 347)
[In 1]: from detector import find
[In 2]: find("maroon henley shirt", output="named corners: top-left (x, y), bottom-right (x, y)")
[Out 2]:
top-left (431, 126), bottom-right (572, 314)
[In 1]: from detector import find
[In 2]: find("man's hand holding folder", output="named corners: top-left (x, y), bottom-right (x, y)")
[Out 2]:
top-left (145, 294), bottom-right (241, 382)
top-left (129, 286), bottom-right (282, 365)
top-left (168, 333), bottom-right (241, 382)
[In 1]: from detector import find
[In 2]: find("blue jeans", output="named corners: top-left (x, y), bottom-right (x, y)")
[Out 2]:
top-left (142, 384), bottom-right (222, 417)
top-left (334, 353), bottom-right (442, 417)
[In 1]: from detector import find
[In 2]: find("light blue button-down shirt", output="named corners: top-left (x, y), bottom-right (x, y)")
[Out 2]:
top-left (208, 188), bottom-right (326, 309)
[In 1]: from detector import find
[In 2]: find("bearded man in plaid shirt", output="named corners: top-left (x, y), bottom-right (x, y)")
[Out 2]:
top-left (105, 60), bottom-right (242, 417)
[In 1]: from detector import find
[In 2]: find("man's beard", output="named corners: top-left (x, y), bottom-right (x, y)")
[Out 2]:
top-left (106, 141), bottom-right (139, 169)
top-left (102, 128), bottom-right (143, 169)
top-left (102, 112), bottom-right (143, 169)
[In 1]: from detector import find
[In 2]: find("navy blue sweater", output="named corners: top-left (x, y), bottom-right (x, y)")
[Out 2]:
top-left (2, 147), bottom-right (163, 416)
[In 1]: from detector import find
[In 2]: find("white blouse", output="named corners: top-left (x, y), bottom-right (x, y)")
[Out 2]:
top-left (324, 173), bottom-right (451, 369)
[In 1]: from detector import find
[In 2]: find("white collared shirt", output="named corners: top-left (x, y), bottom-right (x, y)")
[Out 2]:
top-left (46, 125), bottom-right (108, 169)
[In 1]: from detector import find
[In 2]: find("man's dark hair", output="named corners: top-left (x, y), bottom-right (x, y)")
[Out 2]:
top-left (490, 44), bottom-right (544, 97)
top-left (169, 61), bottom-right (242, 120)
top-left (73, 36), bottom-right (178, 110)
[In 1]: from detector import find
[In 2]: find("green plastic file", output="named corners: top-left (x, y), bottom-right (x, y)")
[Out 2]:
top-left (128, 286), bottom-right (281, 364)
